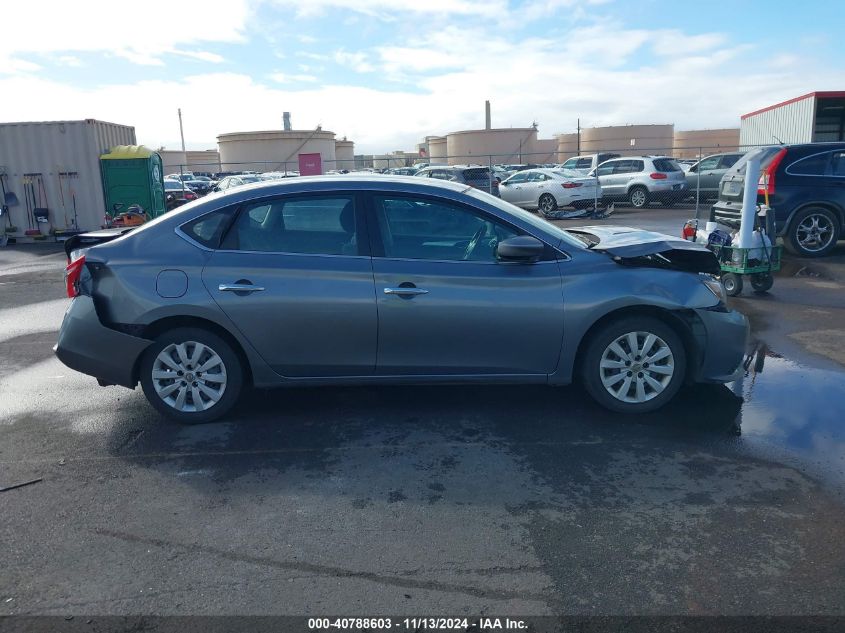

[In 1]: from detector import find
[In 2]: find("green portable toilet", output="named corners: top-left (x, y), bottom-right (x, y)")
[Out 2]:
top-left (100, 145), bottom-right (166, 219)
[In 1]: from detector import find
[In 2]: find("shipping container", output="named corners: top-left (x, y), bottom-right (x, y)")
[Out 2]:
top-left (0, 119), bottom-right (136, 234)
top-left (740, 91), bottom-right (845, 148)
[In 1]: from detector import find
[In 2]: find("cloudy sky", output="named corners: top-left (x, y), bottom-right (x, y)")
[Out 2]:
top-left (1, 0), bottom-right (843, 154)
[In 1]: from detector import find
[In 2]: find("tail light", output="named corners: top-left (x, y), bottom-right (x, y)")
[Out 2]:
top-left (185, 192), bottom-right (197, 200)
top-left (65, 255), bottom-right (86, 298)
top-left (649, 173), bottom-right (668, 180)
top-left (562, 182), bottom-right (582, 189)
top-left (758, 148), bottom-right (787, 195)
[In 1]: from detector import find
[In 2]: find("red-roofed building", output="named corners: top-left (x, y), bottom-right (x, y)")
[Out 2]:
top-left (740, 92), bottom-right (845, 147)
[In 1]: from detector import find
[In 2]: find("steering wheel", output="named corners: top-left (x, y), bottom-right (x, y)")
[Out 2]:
top-left (462, 224), bottom-right (488, 261)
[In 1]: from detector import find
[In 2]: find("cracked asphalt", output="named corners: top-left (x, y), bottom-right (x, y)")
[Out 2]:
top-left (1, 209), bottom-right (844, 616)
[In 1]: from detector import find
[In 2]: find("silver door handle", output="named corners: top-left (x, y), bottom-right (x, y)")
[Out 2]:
top-left (219, 283), bottom-right (265, 293)
top-left (384, 287), bottom-right (429, 296)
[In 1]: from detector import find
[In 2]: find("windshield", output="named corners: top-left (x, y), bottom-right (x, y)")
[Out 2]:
top-left (466, 188), bottom-right (587, 249)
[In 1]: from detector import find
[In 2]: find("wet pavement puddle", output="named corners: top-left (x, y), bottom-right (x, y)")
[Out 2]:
top-left (730, 343), bottom-right (845, 492)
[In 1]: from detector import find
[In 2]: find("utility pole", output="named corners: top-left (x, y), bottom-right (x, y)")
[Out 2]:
top-left (178, 108), bottom-right (186, 152)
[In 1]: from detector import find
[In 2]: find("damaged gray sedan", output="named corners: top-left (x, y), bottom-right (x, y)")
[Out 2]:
top-left (56, 176), bottom-right (747, 423)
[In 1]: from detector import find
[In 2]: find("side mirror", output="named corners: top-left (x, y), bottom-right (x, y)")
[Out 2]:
top-left (497, 235), bottom-right (544, 262)
top-left (499, 180), bottom-right (508, 186)
top-left (689, 165), bottom-right (698, 173)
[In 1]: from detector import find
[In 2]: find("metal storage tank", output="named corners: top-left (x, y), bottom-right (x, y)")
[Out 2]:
top-left (556, 133), bottom-right (578, 161)
top-left (673, 128), bottom-right (740, 159)
top-left (218, 129), bottom-right (338, 173)
top-left (533, 139), bottom-right (558, 163)
top-left (580, 124), bottom-right (674, 156)
top-left (427, 136), bottom-right (447, 164)
top-left (739, 92), bottom-right (845, 148)
top-left (186, 150), bottom-right (221, 173)
top-left (0, 119), bottom-right (135, 234)
top-left (334, 139), bottom-right (355, 170)
top-left (446, 128), bottom-right (538, 165)
top-left (158, 150), bottom-right (188, 176)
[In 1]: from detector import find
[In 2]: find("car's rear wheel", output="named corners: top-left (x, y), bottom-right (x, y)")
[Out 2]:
top-left (538, 193), bottom-right (557, 214)
top-left (628, 186), bottom-right (649, 208)
top-left (582, 316), bottom-right (686, 413)
top-left (785, 207), bottom-right (839, 258)
top-left (139, 327), bottom-right (243, 424)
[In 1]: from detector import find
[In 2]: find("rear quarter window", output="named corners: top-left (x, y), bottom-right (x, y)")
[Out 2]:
top-left (180, 209), bottom-right (234, 248)
top-left (787, 152), bottom-right (831, 176)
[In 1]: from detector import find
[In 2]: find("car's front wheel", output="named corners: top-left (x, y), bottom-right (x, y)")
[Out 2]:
top-left (582, 316), bottom-right (686, 413)
top-left (139, 327), bottom-right (243, 424)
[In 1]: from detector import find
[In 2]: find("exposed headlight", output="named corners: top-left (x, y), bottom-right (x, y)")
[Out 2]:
top-left (700, 273), bottom-right (726, 304)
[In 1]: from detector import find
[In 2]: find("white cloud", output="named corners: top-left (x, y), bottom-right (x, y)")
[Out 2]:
top-left (0, 0), bottom-right (251, 69)
top-left (333, 50), bottom-right (374, 73)
top-left (269, 72), bottom-right (319, 83)
top-left (56, 55), bottom-right (83, 67)
top-left (172, 50), bottom-right (227, 64)
top-left (273, 0), bottom-right (509, 19)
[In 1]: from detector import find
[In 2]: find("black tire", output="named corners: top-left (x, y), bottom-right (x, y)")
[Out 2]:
top-left (538, 193), bottom-right (557, 214)
top-left (750, 273), bottom-right (774, 294)
top-left (784, 207), bottom-right (840, 258)
top-left (581, 316), bottom-right (687, 414)
top-left (139, 327), bottom-right (244, 424)
top-left (721, 273), bottom-right (743, 297)
top-left (628, 186), bottom-right (649, 208)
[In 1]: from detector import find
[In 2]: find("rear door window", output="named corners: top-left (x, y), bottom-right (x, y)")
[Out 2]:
top-left (221, 195), bottom-right (359, 255)
top-left (576, 158), bottom-right (593, 169)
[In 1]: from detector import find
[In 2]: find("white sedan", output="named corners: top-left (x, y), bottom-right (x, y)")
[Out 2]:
top-left (499, 168), bottom-right (600, 215)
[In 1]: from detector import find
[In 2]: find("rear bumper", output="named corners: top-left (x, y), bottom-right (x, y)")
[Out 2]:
top-left (693, 307), bottom-right (749, 383)
top-left (54, 296), bottom-right (153, 388)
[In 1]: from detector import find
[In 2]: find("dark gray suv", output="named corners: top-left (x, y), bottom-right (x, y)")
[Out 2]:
top-left (56, 176), bottom-right (747, 423)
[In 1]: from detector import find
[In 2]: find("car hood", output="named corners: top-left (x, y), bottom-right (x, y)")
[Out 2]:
top-left (567, 225), bottom-right (721, 274)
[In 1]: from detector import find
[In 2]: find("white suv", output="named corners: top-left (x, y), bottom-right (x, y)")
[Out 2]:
top-left (591, 156), bottom-right (688, 208)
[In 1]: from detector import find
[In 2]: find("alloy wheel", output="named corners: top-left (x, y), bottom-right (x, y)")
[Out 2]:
top-left (796, 213), bottom-right (835, 253)
top-left (152, 341), bottom-right (227, 412)
top-left (599, 331), bottom-right (675, 403)
top-left (630, 189), bottom-right (647, 208)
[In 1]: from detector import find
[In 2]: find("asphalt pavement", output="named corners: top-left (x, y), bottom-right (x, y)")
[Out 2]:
top-left (1, 210), bottom-right (845, 616)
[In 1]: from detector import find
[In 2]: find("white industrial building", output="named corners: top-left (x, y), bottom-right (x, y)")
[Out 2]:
top-left (740, 91), bottom-right (845, 147)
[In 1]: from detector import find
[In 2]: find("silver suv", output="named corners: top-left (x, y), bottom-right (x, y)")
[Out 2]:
top-left (592, 156), bottom-right (688, 208)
